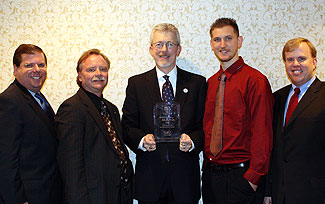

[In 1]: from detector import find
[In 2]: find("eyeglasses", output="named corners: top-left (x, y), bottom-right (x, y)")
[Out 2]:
top-left (23, 63), bottom-right (46, 69)
top-left (152, 41), bottom-right (178, 50)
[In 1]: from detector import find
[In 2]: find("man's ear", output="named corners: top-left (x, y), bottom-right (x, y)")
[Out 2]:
top-left (237, 36), bottom-right (243, 49)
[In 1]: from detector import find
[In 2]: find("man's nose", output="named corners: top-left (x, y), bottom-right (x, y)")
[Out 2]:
top-left (292, 58), bottom-right (300, 66)
top-left (95, 68), bottom-right (102, 75)
top-left (160, 43), bottom-right (168, 52)
top-left (220, 39), bottom-right (226, 47)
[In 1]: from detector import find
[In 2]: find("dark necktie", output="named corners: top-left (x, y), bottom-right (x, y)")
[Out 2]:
top-left (162, 75), bottom-right (174, 103)
top-left (162, 75), bottom-right (174, 161)
top-left (285, 88), bottom-right (300, 126)
top-left (210, 73), bottom-right (226, 156)
top-left (34, 93), bottom-right (54, 120)
top-left (100, 100), bottom-right (128, 186)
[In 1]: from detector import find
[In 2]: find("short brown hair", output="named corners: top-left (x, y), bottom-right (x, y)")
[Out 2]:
top-left (282, 37), bottom-right (317, 61)
top-left (210, 18), bottom-right (239, 38)
top-left (76, 49), bottom-right (110, 86)
top-left (13, 44), bottom-right (47, 67)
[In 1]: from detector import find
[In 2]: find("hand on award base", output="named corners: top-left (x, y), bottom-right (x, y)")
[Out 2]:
top-left (179, 134), bottom-right (192, 152)
top-left (143, 134), bottom-right (156, 151)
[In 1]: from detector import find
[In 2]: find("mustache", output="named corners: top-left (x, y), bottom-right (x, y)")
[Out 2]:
top-left (92, 76), bottom-right (106, 81)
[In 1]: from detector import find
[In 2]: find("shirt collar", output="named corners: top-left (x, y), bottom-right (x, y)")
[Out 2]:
top-left (81, 87), bottom-right (103, 112)
top-left (291, 75), bottom-right (316, 93)
top-left (27, 89), bottom-right (37, 95)
top-left (156, 65), bottom-right (177, 81)
top-left (218, 56), bottom-right (245, 80)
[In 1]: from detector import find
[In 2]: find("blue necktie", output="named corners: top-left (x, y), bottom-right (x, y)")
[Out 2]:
top-left (34, 93), bottom-right (54, 120)
top-left (162, 75), bottom-right (174, 103)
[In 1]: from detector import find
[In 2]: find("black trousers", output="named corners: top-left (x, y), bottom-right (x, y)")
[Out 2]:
top-left (138, 162), bottom-right (198, 204)
top-left (202, 164), bottom-right (265, 204)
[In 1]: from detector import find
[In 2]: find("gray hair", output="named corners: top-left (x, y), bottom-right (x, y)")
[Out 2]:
top-left (150, 23), bottom-right (181, 45)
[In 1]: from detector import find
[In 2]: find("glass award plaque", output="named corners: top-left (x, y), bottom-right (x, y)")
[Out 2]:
top-left (153, 102), bottom-right (181, 143)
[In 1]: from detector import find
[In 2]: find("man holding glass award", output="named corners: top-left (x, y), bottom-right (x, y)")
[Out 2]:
top-left (122, 23), bottom-right (206, 204)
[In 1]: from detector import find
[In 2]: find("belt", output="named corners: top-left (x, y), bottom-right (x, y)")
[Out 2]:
top-left (206, 161), bottom-right (250, 172)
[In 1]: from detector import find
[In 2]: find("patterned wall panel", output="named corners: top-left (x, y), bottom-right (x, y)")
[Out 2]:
top-left (1, 0), bottom-right (324, 111)
top-left (0, 0), bottom-right (324, 202)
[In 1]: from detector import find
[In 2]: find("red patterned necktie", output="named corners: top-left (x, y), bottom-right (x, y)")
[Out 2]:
top-left (210, 73), bottom-right (226, 156)
top-left (285, 88), bottom-right (300, 126)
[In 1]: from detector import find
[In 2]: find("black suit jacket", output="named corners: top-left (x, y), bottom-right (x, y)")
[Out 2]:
top-left (56, 88), bottom-right (133, 204)
top-left (122, 67), bottom-right (206, 203)
top-left (270, 78), bottom-right (325, 204)
top-left (0, 80), bottom-right (62, 204)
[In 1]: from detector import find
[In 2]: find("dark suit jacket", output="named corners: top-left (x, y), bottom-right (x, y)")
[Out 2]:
top-left (122, 67), bottom-right (206, 203)
top-left (56, 88), bottom-right (133, 204)
top-left (270, 78), bottom-right (325, 204)
top-left (0, 80), bottom-right (62, 204)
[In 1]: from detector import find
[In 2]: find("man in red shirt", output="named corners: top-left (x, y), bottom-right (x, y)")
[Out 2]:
top-left (202, 18), bottom-right (274, 204)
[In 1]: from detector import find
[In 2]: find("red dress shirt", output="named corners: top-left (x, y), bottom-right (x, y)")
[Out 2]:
top-left (203, 57), bottom-right (274, 185)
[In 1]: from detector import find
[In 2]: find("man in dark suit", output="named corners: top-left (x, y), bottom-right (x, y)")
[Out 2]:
top-left (264, 37), bottom-right (325, 204)
top-left (122, 23), bottom-right (206, 204)
top-left (56, 49), bottom-right (133, 204)
top-left (0, 44), bottom-right (62, 204)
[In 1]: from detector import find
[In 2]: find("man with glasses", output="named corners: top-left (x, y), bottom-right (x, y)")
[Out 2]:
top-left (0, 44), bottom-right (62, 204)
top-left (122, 23), bottom-right (206, 204)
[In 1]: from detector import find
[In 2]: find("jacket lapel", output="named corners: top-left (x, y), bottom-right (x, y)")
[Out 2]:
top-left (77, 89), bottom-right (120, 153)
top-left (174, 67), bottom-right (189, 113)
top-left (145, 68), bottom-right (162, 103)
top-left (14, 82), bottom-right (56, 136)
top-left (77, 89), bottom-right (110, 137)
top-left (285, 78), bottom-right (321, 128)
top-left (277, 85), bottom-right (291, 134)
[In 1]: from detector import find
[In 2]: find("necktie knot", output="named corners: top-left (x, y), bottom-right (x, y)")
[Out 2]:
top-left (294, 87), bottom-right (300, 95)
top-left (100, 100), bottom-right (108, 117)
top-left (163, 75), bottom-right (169, 81)
top-left (34, 93), bottom-right (44, 105)
top-left (219, 73), bottom-right (226, 83)
top-left (34, 93), bottom-right (54, 120)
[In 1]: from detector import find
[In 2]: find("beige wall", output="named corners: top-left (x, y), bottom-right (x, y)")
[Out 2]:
top-left (0, 1), bottom-right (324, 202)
top-left (0, 0), bottom-right (324, 111)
